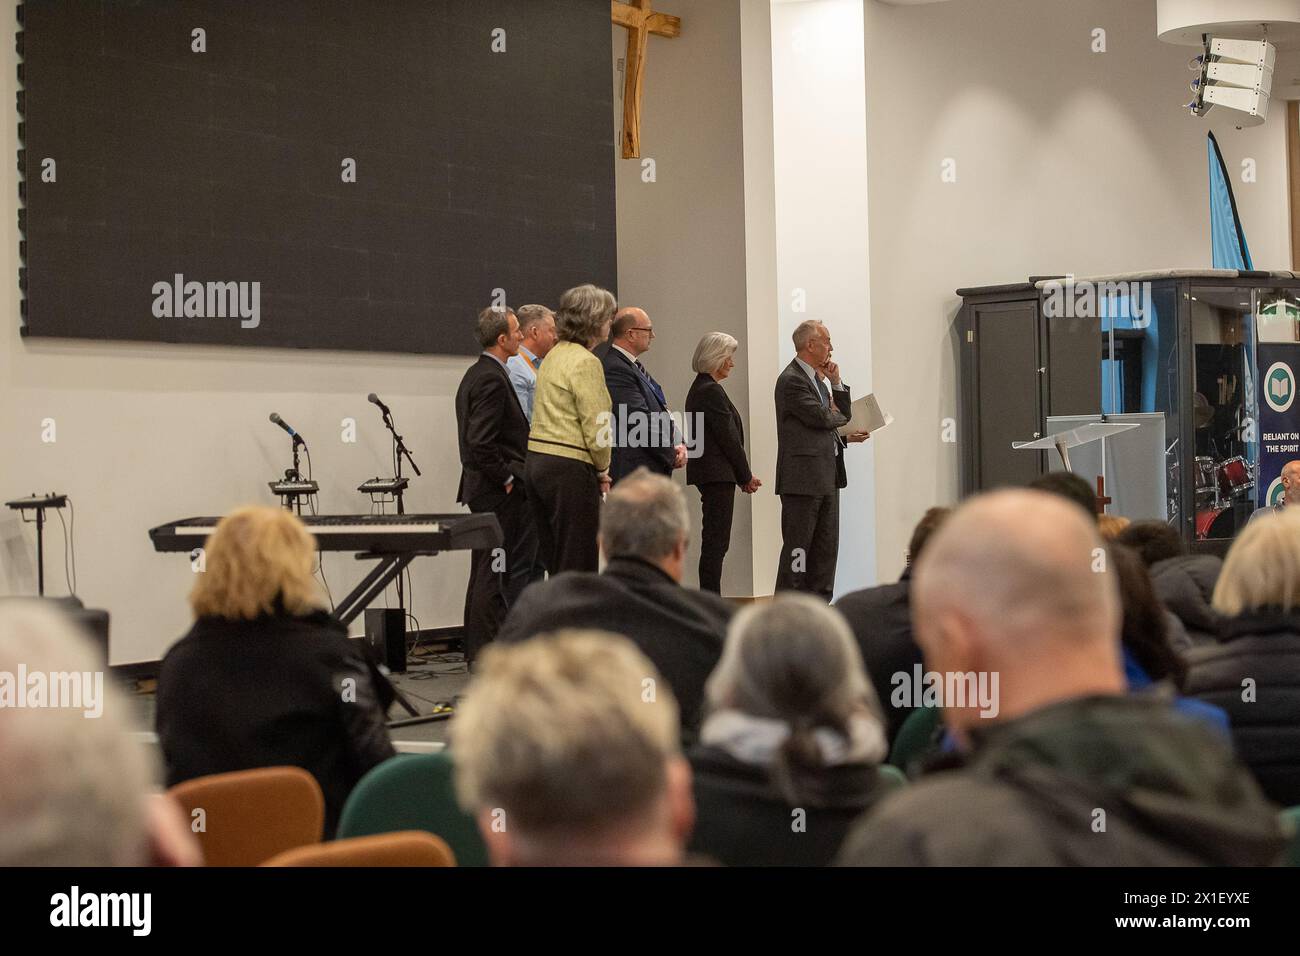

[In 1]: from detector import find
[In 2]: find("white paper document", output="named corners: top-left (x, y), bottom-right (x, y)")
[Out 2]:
top-left (837, 392), bottom-right (893, 437)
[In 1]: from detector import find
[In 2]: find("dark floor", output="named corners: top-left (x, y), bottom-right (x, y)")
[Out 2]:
top-left (128, 646), bottom-right (472, 747)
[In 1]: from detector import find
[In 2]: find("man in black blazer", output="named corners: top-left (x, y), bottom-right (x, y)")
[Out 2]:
top-left (602, 307), bottom-right (686, 483)
top-left (775, 320), bottom-right (869, 599)
top-left (497, 468), bottom-right (731, 743)
top-left (455, 306), bottom-right (538, 662)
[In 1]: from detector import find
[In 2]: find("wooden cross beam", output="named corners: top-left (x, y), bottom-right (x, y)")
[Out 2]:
top-left (612, 0), bottom-right (681, 160)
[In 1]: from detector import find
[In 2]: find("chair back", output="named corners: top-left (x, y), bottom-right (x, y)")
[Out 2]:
top-left (168, 766), bottom-right (324, 867)
top-left (337, 752), bottom-right (489, 867)
top-left (262, 831), bottom-right (455, 867)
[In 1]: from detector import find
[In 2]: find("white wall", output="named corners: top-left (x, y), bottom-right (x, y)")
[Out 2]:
top-left (771, 0), bottom-right (876, 596)
top-left (863, 0), bottom-right (1291, 580)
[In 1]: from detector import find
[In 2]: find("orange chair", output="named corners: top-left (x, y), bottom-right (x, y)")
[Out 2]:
top-left (167, 766), bottom-right (325, 867)
top-left (262, 831), bottom-right (456, 867)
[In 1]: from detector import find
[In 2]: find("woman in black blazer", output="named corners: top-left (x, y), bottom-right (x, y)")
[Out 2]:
top-left (685, 332), bottom-right (761, 593)
top-left (156, 506), bottom-right (396, 837)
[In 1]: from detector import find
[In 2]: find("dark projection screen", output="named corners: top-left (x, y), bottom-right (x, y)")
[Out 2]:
top-left (18, 0), bottom-right (617, 355)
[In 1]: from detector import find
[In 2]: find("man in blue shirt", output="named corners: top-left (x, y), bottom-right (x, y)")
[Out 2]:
top-left (506, 304), bottom-right (558, 421)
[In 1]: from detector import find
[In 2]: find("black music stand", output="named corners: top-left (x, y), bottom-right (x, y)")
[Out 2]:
top-left (370, 401), bottom-right (422, 610)
top-left (4, 493), bottom-right (68, 596)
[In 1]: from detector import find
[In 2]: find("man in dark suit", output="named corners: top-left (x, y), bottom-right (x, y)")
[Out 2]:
top-left (833, 507), bottom-right (950, 744)
top-left (455, 306), bottom-right (538, 662)
top-left (497, 467), bottom-right (731, 743)
top-left (601, 307), bottom-right (686, 483)
top-left (775, 320), bottom-right (870, 599)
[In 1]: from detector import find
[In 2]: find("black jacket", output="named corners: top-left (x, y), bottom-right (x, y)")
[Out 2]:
top-left (688, 745), bottom-right (884, 866)
top-left (684, 372), bottom-right (752, 487)
top-left (1185, 608), bottom-right (1300, 807)
top-left (156, 611), bottom-right (396, 838)
top-left (833, 569), bottom-right (924, 744)
top-left (455, 354), bottom-right (530, 507)
top-left (837, 695), bottom-right (1285, 866)
top-left (1150, 554), bottom-right (1223, 648)
top-left (602, 347), bottom-right (676, 481)
top-left (774, 359), bottom-right (851, 496)
top-left (496, 557), bottom-right (731, 741)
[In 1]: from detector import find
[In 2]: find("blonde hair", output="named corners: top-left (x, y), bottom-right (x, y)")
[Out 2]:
top-left (452, 630), bottom-right (679, 836)
top-left (1213, 507), bottom-right (1300, 615)
top-left (1098, 514), bottom-right (1131, 540)
top-left (189, 506), bottom-right (324, 620)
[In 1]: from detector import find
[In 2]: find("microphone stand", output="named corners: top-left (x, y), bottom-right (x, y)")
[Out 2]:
top-left (379, 406), bottom-right (421, 609)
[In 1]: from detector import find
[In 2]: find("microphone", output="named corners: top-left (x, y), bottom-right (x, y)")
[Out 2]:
top-left (367, 392), bottom-right (392, 415)
top-left (269, 412), bottom-right (307, 446)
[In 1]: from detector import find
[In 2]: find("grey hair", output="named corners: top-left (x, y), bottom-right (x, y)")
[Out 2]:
top-left (0, 600), bottom-right (155, 865)
top-left (599, 468), bottom-right (689, 562)
top-left (555, 284), bottom-right (617, 346)
top-left (516, 304), bottom-right (554, 336)
top-left (792, 319), bottom-right (826, 351)
top-left (692, 332), bottom-right (738, 375)
top-left (476, 306), bottom-right (515, 349)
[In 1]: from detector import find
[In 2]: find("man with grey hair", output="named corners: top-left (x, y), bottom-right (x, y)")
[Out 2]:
top-left (497, 467), bottom-right (732, 742)
top-left (775, 320), bottom-right (869, 599)
top-left (452, 630), bottom-right (694, 866)
top-left (837, 489), bottom-right (1286, 866)
top-left (506, 304), bottom-right (557, 422)
top-left (0, 600), bottom-right (200, 866)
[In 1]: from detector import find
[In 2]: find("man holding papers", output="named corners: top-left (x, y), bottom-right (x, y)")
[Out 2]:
top-left (774, 320), bottom-right (871, 599)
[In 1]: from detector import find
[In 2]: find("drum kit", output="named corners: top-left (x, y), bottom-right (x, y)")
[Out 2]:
top-left (1191, 390), bottom-right (1256, 539)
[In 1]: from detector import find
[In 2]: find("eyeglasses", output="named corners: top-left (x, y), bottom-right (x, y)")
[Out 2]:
top-left (629, 327), bottom-right (656, 337)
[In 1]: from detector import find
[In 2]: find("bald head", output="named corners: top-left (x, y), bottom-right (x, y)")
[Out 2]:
top-left (912, 490), bottom-right (1124, 729)
top-left (1283, 460), bottom-right (1300, 506)
top-left (611, 307), bottom-right (653, 356)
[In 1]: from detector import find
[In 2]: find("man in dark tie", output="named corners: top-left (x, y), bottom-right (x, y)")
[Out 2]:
top-left (601, 307), bottom-right (686, 483)
top-left (455, 306), bottom-right (537, 662)
top-left (774, 320), bottom-right (870, 600)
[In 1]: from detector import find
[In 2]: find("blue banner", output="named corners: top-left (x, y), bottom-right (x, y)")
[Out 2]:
top-left (1256, 343), bottom-right (1300, 507)
top-left (1208, 132), bottom-right (1254, 270)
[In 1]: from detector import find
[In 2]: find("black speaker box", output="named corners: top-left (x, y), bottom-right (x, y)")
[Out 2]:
top-left (364, 608), bottom-right (406, 674)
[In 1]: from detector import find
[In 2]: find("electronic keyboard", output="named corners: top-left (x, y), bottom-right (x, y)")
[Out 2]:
top-left (149, 513), bottom-right (500, 555)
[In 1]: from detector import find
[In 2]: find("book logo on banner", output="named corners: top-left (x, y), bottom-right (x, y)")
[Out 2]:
top-left (1267, 477), bottom-right (1286, 506)
top-left (1265, 361), bottom-right (1295, 413)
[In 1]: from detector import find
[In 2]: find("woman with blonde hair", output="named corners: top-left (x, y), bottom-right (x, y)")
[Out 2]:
top-left (156, 506), bottom-right (395, 836)
top-left (524, 283), bottom-right (617, 573)
top-left (1185, 507), bottom-right (1300, 806)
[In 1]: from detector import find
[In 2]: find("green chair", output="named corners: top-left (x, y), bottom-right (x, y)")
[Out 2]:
top-left (1282, 806), bottom-right (1300, 867)
top-left (888, 706), bottom-right (942, 774)
top-left (337, 752), bottom-right (489, 867)
top-left (876, 764), bottom-right (908, 791)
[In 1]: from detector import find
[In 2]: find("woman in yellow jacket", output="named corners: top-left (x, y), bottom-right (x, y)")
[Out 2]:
top-left (525, 284), bottom-right (617, 573)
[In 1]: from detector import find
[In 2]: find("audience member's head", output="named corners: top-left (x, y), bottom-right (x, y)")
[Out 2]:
top-left (704, 595), bottom-right (886, 805)
top-left (0, 601), bottom-right (156, 865)
top-left (1116, 519), bottom-right (1185, 568)
top-left (189, 506), bottom-right (324, 621)
top-left (598, 468), bottom-right (689, 582)
top-left (691, 331), bottom-right (738, 380)
top-left (1027, 471), bottom-right (1098, 519)
top-left (1213, 506), bottom-right (1300, 615)
top-left (1106, 543), bottom-right (1187, 689)
top-left (515, 304), bottom-right (557, 359)
top-left (452, 630), bottom-right (692, 866)
top-left (912, 489), bottom-right (1124, 741)
top-left (792, 319), bottom-right (832, 366)
top-left (1098, 514), bottom-right (1130, 540)
top-left (905, 506), bottom-right (951, 568)
top-left (555, 284), bottom-right (617, 349)
top-left (476, 306), bottom-right (521, 356)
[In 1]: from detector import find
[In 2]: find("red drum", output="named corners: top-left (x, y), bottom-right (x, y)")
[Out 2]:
top-left (1195, 507), bottom-right (1235, 540)
top-left (1217, 456), bottom-right (1253, 500)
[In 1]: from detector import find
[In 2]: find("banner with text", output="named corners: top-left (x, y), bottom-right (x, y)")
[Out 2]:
top-left (1256, 343), bottom-right (1300, 507)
